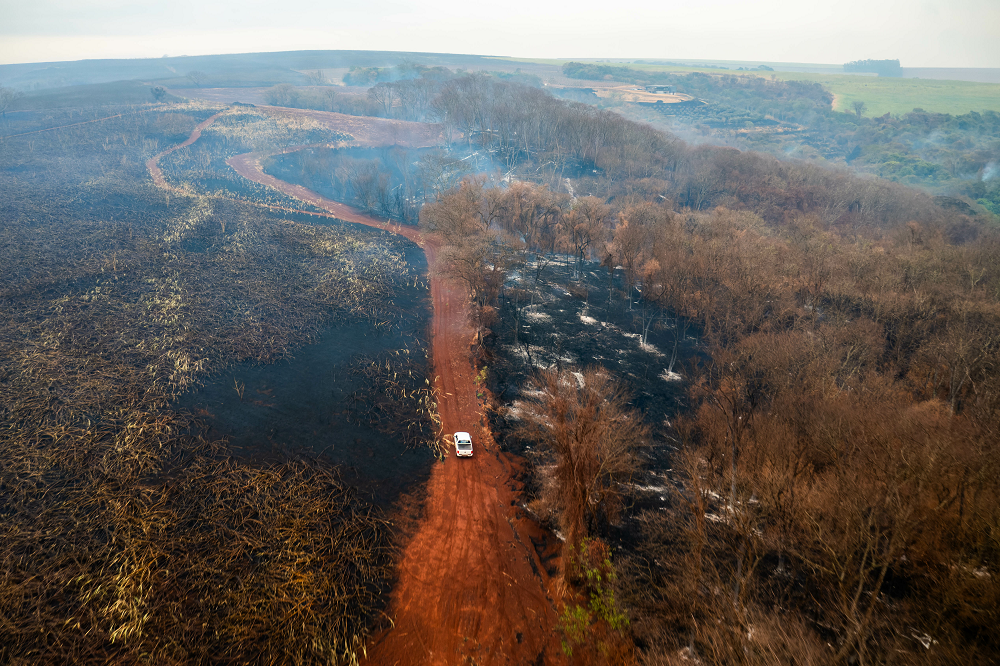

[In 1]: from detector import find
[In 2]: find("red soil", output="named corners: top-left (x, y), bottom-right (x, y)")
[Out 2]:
top-left (146, 111), bottom-right (226, 187)
top-left (150, 109), bottom-right (564, 665)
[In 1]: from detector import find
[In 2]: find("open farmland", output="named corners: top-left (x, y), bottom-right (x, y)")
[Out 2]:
top-left (768, 71), bottom-right (1000, 117)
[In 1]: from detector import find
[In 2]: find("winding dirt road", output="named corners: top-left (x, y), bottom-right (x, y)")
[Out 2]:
top-left (146, 111), bottom-right (226, 187)
top-left (149, 108), bottom-right (563, 665)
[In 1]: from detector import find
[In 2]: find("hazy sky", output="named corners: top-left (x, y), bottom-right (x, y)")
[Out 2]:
top-left (1, 0), bottom-right (998, 67)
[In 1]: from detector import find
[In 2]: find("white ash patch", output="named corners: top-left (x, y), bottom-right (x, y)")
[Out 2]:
top-left (508, 345), bottom-right (529, 361)
top-left (677, 646), bottom-right (701, 663)
top-left (621, 331), bottom-right (664, 356)
top-left (640, 341), bottom-right (664, 356)
top-left (630, 483), bottom-right (671, 493)
top-left (524, 310), bottom-right (552, 322)
top-left (660, 369), bottom-right (683, 382)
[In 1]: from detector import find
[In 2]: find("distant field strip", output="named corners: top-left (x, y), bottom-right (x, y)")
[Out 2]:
top-left (770, 72), bottom-right (1000, 116)
top-left (505, 56), bottom-right (1000, 117)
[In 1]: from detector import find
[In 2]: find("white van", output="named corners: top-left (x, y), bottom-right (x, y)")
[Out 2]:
top-left (454, 431), bottom-right (473, 457)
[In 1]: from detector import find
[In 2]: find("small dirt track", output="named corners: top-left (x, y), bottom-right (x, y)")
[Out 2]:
top-left (153, 109), bottom-right (563, 665)
top-left (146, 111), bottom-right (226, 187)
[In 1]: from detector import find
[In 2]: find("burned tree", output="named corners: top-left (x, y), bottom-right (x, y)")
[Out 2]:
top-left (516, 367), bottom-right (648, 569)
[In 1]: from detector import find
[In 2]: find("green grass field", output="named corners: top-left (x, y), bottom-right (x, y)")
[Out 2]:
top-left (768, 71), bottom-right (1000, 117)
top-left (496, 57), bottom-right (1000, 117)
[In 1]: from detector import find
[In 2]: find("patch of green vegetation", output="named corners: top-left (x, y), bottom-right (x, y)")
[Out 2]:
top-left (558, 539), bottom-right (629, 658)
top-left (767, 71), bottom-right (1000, 117)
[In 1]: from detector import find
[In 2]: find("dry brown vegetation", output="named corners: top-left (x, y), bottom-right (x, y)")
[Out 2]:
top-left (419, 165), bottom-right (1000, 663)
top-left (0, 105), bottom-right (422, 664)
top-left (515, 367), bottom-right (648, 559)
top-left (175, 73), bottom-right (998, 664)
top-left (5, 71), bottom-right (998, 663)
top-left (616, 205), bottom-right (1000, 665)
top-left (347, 347), bottom-right (444, 454)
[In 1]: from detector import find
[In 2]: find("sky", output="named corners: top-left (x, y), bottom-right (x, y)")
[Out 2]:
top-left (1, 0), bottom-right (998, 68)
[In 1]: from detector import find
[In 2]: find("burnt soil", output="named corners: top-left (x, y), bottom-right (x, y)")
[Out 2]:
top-left (175, 108), bottom-right (568, 665)
top-left (174, 238), bottom-right (434, 508)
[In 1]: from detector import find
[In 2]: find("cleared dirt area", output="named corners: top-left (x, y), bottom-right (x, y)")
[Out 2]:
top-left (151, 110), bottom-right (563, 665)
top-left (546, 81), bottom-right (692, 104)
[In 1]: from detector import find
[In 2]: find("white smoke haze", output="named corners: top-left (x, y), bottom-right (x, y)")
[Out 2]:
top-left (983, 160), bottom-right (998, 182)
top-left (1, 0), bottom-right (999, 66)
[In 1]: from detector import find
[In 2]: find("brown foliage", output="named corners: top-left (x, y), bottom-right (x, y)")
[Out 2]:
top-left (516, 368), bottom-right (649, 560)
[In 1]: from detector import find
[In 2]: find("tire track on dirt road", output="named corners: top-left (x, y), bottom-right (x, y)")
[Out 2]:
top-left (150, 108), bottom-right (563, 665)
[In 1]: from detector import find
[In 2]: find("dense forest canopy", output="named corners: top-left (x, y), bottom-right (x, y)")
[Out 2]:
top-left (555, 63), bottom-right (1000, 216)
top-left (241, 60), bottom-right (1000, 219)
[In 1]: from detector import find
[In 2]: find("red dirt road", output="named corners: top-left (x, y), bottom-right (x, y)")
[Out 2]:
top-left (146, 111), bottom-right (226, 187)
top-left (151, 109), bottom-right (563, 665)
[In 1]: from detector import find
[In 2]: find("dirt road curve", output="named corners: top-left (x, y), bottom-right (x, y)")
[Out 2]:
top-left (151, 108), bottom-right (563, 665)
top-left (146, 111), bottom-right (226, 187)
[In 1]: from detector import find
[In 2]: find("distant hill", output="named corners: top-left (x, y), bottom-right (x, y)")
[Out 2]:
top-left (0, 50), bottom-right (505, 92)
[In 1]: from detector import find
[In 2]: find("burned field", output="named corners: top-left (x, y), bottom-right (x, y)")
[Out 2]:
top-left (264, 143), bottom-right (487, 225)
top-left (175, 239), bottom-right (435, 507)
top-left (0, 102), bottom-right (434, 663)
top-left (484, 256), bottom-right (701, 519)
top-left (156, 106), bottom-right (351, 209)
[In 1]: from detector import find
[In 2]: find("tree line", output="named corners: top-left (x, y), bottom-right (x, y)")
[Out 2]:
top-left (561, 62), bottom-right (834, 126)
top-left (844, 59), bottom-right (903, 77)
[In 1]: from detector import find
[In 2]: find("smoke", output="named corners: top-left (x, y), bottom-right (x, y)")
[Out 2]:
top-left (983, 160), bottom-right (998, 182)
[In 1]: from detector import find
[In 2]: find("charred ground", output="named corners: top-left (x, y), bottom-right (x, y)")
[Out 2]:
top-left (0, 97), bottom-right (435, 664)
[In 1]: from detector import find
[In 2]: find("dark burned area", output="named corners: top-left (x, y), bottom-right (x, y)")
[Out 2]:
top-left (175, 235), bottom-right (436, 508)
top-left (151, 107), bottom-right (442, 508)
top-left (0, 102), bottom-right (443, 664)
top-left (483, 255), bottom-right (700, 513)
